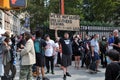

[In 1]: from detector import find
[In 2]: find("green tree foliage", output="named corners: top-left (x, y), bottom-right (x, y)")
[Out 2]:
top-left (83, 0), bottom-right (120, 25)
top-left (19, 0), bottom-right (83, 27)
top-left (18, 0), bottom-right (120, 28)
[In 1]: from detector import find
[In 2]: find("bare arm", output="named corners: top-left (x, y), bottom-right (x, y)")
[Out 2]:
top-left (91, 46), bottom-right (94, 57)
top-left (55, 28), bottom-right (60, 41)
top-left (112, 43), bottom-right (120, 48)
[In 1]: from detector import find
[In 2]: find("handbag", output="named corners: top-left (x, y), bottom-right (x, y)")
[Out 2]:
top-left (89, 56), bottom-right (96, 72)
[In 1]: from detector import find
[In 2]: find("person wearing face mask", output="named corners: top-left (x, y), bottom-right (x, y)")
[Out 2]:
top-left (90, 34), bottom-right (101, 72)
top-left (105, 49), bottom-right (120, 80)
top-left (2, 38), bottom-right (17, 80)
top-left (1, 37), bottom-right (12, 79)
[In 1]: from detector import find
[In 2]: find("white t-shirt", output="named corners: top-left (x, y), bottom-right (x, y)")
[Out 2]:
top-left (45, 40), bottom-right (55, 57)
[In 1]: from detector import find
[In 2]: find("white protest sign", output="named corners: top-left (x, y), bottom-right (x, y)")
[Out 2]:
top-left (49, 13), bottom-right (80, 31)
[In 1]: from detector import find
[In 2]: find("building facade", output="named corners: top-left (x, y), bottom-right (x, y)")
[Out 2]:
top-left (0, 9), bottom-right (21, 35)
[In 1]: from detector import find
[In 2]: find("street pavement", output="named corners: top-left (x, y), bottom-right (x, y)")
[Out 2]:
top-left (14, 59), bottom-right (105, 80)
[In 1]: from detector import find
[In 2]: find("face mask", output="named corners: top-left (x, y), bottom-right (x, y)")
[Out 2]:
top-left (107, 57), bottom-right (112, 64)
top-left (8, 41), bottom-right (12, 45)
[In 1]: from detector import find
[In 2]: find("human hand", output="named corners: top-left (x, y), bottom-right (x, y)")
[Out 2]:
top-left (110, 43), bottom-right (115, 46)
top-left (21, 45), bottom-right (24, 49)
top-left (92, 53), bottom-right (94, 57)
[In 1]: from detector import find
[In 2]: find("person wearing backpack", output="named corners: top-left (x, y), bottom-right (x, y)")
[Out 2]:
top-left (34, 30), bottom-right (49, 80)
top-left (99, 36), bottom-right (108, 68)
top-left (105, 49), bottom-right (120, 80)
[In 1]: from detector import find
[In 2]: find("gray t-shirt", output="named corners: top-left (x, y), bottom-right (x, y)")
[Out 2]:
top-left (91, 39), bottom-right (99, 53)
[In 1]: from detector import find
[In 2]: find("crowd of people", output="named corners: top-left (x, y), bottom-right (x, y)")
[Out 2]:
top-left (0, 29), bottom-right (120, 80)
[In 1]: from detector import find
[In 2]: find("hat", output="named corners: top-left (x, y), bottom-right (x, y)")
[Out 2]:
top-left (2, 31), bottom-right (10, 37)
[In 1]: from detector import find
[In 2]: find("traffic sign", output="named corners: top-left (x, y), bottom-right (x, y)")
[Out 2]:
top-left (10, 0), bottom-right (27, 8)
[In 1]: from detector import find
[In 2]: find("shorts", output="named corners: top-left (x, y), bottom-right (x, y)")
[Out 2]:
top-left (61, 54), bottom-right (72, 67)
top-left (36, 53), bottom-right (45, 67)
top-left (94, 52), bottom-right (100, 61)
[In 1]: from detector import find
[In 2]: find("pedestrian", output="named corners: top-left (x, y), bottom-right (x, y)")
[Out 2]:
top-left (55, 29), bottom-right (72, 80)
top-left (2, 37), bottom-right (12, 79)
top-left (19, 32), bottom-right (36, 80)
top-left (111, 29), bottom-right (120, 54)
top-left (81, 34), bottom-right (90, 68)
top-left (1, 31), bottom-right (17, 80)
top-left (99, 36), bottom-right (108, 68)
top-left (105, 49), bottom-right (120, 80)
top-left (34, 30), bottom-right (49, 80)
top-left (44, 34), bottom-right (55, 74)
top-left (0, 35), bottom-right (6, 78)
top-left (108, 33), bottom-right (114, 50)
top-left (72, 36), bottom-right (81, 69)
top-left (82, 35), bottom-right (91, 69)
top-left (54, 40), bottom-right (59, 67)
top-left (90, 34), bottom-right (101, 72)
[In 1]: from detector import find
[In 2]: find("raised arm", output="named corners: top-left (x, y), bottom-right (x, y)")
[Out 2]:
top-left (55, 28), bottom-right (58, 38)
top-left (55, 28), bottom-right (60, 41)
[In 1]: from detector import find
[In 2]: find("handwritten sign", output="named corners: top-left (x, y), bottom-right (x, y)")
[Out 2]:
top-left (49, 13), bottom-right (80, 31)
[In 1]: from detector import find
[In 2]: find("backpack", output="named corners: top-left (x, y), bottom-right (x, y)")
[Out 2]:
top-left (100, 41), bottom-right (107, 50)
top-left (34, 39), bottom-right (45, 55)
top-left (34, 39), bottom-right (42, 53)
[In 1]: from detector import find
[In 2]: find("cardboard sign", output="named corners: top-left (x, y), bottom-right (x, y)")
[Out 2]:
top-left (10, 0), bottom-right (27, 7)
top-left (49, 13), bottom-right (80, 31)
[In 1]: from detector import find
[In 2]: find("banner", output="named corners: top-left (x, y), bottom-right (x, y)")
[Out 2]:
top-left (49, 13), bottom-right (80, 31)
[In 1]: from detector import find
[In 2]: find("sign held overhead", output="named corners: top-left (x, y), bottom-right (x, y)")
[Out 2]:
top-left (49, 13), bottom-right (80, 31)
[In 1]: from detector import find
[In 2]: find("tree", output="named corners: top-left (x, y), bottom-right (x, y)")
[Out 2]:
top-left (83, 0), bottom-right (120, 24)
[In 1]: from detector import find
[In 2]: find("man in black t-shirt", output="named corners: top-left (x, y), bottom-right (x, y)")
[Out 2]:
top-left (55, 29), bottom-right (72, 80)
top-left (111, 30), bottom-right (120, 53)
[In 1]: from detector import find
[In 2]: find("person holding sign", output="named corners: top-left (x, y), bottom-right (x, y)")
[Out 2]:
top-left (55, 28), bottom-right (72, 80)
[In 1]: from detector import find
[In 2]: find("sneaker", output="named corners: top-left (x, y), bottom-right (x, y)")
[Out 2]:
top-left (37, 76), bottom-right (41, 80)
top-left (43, 77), bottom-right (49, 80)
top-left (66, 72), bottom-right (71, 77)
top-left (96, 70), bottom-right (101, 72)
top-left (89, 69), bottom-right (97, 74)
top-left (63, 75), bottom-right (66, 80)
top-left (45, 71), bottom-right (49, 74)
top-left (81, 66), bottom-right (84, 68)
top-left (51, 71), bottom-right (55, 74)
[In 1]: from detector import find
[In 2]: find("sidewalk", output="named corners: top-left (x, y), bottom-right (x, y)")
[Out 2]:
top-left (14, 60), bottom-right (105, 80)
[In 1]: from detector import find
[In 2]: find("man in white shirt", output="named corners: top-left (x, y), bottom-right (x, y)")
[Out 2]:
top-left (91, 34), bottom-right (101, 72)
top-left (45, 34), bottom-right (55, 74)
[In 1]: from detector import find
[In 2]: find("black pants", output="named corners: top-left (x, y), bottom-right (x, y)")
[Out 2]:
top-left (45, 56), bottom-right (54, 72)
top-left (81, 52), bottom-right (86, 67)
top-left (100, 51), bottom-right (107, 67)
